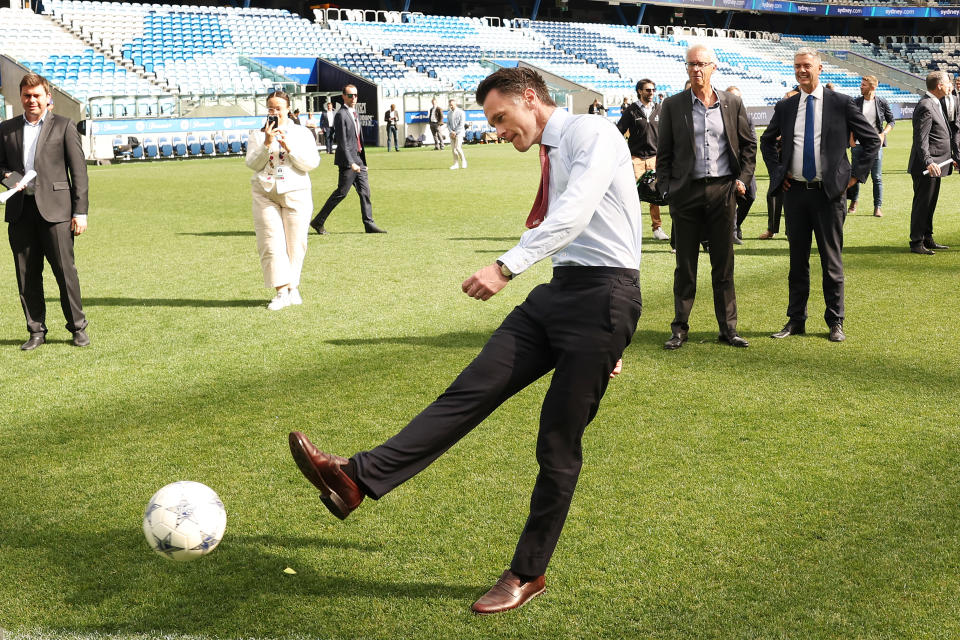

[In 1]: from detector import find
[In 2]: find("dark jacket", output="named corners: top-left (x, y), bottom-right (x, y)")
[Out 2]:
top-left (907, 93), bottom-right (958, 176)
top-left (616, 101), bottom-right (661, 159)
top-left (0, 112), bottom-right (88, 223)
top-left (655, 88), bottom-right (756, 202)
top-left (760, 87), bottom-right (880, 200)
top-left (852, 94), bottom-right (895, 147)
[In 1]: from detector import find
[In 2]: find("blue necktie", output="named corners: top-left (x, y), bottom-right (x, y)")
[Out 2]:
top-left (802, 94), bottom-right (817, 182)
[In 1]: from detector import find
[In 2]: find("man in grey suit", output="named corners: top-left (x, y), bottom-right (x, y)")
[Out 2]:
top-left (0, 73), bottom-right (89, 350)
top-left (907, 71), bottom-right (958, 255)
top-left (656, 44), bottom-right (756, 350)
top-left (310, 85), bottom-right (386, 235)
top-left (760, 48), bottom-right (880, 342)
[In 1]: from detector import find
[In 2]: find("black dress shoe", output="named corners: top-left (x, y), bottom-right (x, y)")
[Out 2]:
top-left (771, 321), bottom-right (805, 339)
top-left (828, 323), bottom-right (846, 342)
top-left (732, 234), bottom-right (743, 245)
top-left (20, 335), bottom-right (45, 351)
top-left (72, 329), bottom-right (90, 347)
top-left (719, 333), bottom-right (749, 347)
top-left (310, 220), bottom-right (328, 235)
top-left (910, 245), bottom-right (934, 255)
top-left (365, 223), bottom-right (387, 234)
top-left (924, 239), bottom-right (949, 250)
top-left (663, 332), bottom-right (688, 350)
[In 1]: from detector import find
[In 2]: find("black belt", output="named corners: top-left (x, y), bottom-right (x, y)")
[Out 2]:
top-left (692, 175), bottom-right (732, 185)
top-left (553, 266), bottom-right (639, 280)
top-left (795, 180), bottom-right (823, 190)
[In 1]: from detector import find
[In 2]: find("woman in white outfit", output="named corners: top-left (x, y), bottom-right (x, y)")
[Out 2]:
top-left (245, 91), bottom-right (320, 310)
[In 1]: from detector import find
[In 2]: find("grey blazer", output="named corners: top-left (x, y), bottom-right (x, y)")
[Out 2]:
top-left (0, 112), bottom-right (88, 223)
top-left (907, 93), bottom-right (957, 177)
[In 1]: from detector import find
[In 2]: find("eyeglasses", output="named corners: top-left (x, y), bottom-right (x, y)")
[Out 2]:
top-left (642, 88), bottom-right (656, 92)
top-left (344, 93), bottom-right (358, 97)
top-left (685, 61), bottom-right (714, 69)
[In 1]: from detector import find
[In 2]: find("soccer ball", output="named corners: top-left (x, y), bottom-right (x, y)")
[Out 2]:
top-left (143, 481), bottom-right (227, 562)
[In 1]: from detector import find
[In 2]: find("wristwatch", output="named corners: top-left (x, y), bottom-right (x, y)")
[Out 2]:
top-left (496, 260), bottom-right (514, 280)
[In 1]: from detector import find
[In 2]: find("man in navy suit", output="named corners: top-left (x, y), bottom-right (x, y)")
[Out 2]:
top-left (847, 75), bottom-right (895, 218)
top-left (760, 48), bottom-right (880, 343)
top-left (310, 85), bottom-right (386, 235)
top-left (0, 73), bottom-right (90, 350)
top-left (906, 71), bottom-right (958, 255)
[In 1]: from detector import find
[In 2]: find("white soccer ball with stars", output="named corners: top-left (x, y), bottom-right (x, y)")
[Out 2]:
top-left (143, 481), bottom-right (227, 562)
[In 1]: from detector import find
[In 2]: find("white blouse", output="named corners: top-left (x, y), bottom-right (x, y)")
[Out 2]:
top-left (245, 122), bottom-right (320, 194)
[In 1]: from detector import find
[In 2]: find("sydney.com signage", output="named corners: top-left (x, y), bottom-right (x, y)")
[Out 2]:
top-left (648, 0), bottom-right (960, 17)
top-left (251, 57), bottom-right (320, 84)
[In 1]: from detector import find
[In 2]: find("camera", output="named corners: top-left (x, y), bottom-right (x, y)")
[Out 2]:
top-left (267, 115), bottom-right (278, 127)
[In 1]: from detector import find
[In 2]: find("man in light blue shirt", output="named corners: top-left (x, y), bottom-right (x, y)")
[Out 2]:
top-left (288, 67), bottom-right (642, 616)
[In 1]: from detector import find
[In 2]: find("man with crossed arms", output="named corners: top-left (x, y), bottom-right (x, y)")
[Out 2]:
top-left (288, 67), bottom-right (642, 615)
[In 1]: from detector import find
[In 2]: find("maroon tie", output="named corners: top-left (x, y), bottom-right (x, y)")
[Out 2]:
top-left (526, 144), bottom-right (550, 229)
top-left (353, 111), bottom-right (362, 152)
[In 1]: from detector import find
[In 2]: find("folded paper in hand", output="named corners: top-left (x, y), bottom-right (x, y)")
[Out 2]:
top-left (0, 170), bottom-right (37, 204)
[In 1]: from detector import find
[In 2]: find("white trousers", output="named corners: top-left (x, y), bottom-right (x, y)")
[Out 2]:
top-left (451, 132), bottom-right (466, 166)
top-left (251, 183), bottom-right (312, 289)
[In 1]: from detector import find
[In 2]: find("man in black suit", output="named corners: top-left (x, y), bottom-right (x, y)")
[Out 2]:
top-left (760, 48), bottom-right (880, 343)
top-left (310, 85), bottom-right (386, 235)
top-left (846, 75), bottom-right (895, 218)
top-left (319, 101), bottom-right (335, 154)
top-left (656, 44), bottom-right (756, 350)
top-left (0, 73), bottom-right (89, 351)
top-left (617, 78), bottom-right (668, 241)
top-left (907, 71), bottom-right (958, 255)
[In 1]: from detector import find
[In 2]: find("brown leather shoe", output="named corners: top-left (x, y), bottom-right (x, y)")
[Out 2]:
top-left (873, 207), bottom-right (882, 218)
top-left (758, 230), bottom-right (776, 239)
top-left (288, 431), bottom-right (364, 520)
top-left (471, 570), bottom-right (546, 615)
top-left (848, 201), bottom-right (857, 214)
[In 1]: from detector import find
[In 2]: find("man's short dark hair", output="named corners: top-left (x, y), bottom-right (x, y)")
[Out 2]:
top-left (636, 79), bottom-right (655, 93)
top-left (476, 67), bottom-right (557, 107)
top-left (20, 73), bottom-right (51, 96)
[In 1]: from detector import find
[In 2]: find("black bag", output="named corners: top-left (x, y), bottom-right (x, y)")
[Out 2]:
top-left (637, 169), bottom-right (668, 205)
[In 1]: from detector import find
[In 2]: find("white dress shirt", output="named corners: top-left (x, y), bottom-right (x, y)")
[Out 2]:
top-left (790, 83), bottom-right (824, 182)
top-left (22, 113), bottom-right (45, 195)
top-left (499, 108), bottom-right (642, 274)
top-left (245, 122), bottom-right (320, 193)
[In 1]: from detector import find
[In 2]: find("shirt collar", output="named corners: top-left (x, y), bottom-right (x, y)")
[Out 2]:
top-left (23, 111), bottom-right (47, 127)
top-left (926, 91), bottom-right (941, 101)
top-left (539, 108), bottom-right (567, 149)
top-left (801, 83), bottom-right (825, 101)
top-left (690, 88), bottom-right (720, 108)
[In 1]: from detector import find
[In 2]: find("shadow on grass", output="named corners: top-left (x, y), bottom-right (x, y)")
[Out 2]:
top-left (1, 526), bottom-right (483, 635)
top-left (449, 236), bottom-right (519, 242)
top-left (80, 297), bottom-right (264, 308)
top-left (327, 330), bottom-right (488, 349)
top-left (178, 231), bottom-right (254, 237)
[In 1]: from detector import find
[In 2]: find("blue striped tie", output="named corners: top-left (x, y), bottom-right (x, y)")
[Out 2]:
top-left (802, 94), bottom-right (817, 182)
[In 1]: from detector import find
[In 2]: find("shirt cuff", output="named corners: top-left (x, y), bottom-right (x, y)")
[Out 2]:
top-left (73, 214), bottom-right (88, 223)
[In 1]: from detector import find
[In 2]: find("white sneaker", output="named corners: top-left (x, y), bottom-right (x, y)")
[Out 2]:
top-left (461, 161), bottom-right (467, 169)
top-left (288, 288), bottom-right (302, 305)
top-left (653, 227), bottom-right (669, 241)
top-left (267, 289), bottom-right (291, 311)
top-left (449, 163), bottom-right (460, 170)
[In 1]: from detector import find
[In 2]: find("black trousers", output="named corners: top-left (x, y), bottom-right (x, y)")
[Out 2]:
top-left (783, 184), bottom-right (845, 326)
top-left (352, 267), bottom-right (642, 577)
top-left (8, 195), bottom-right (87, 336)
top-left (322, 128), bottom-right (334, 154)
top-left (909, 173), bottom-right (940, 247)
top-left (735, 192), bottom-right (755, 232)
top-left (313, 165), bottom-right (374, 229)
top-left (670, 178), bottom-right (738, 336)
top-left (766, 192), bottom-right (784, 234)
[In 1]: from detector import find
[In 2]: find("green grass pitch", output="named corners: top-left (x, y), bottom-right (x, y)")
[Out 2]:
top-left (1, 121), bottom-right (960, 639)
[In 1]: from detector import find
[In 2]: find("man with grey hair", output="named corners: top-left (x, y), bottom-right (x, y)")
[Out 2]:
top-left (760, 47), bottom-right (879, 342)
top-left (907, 70), bottom-right (958, 255)
top-left (656, 44), bottom-right (756, 350)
